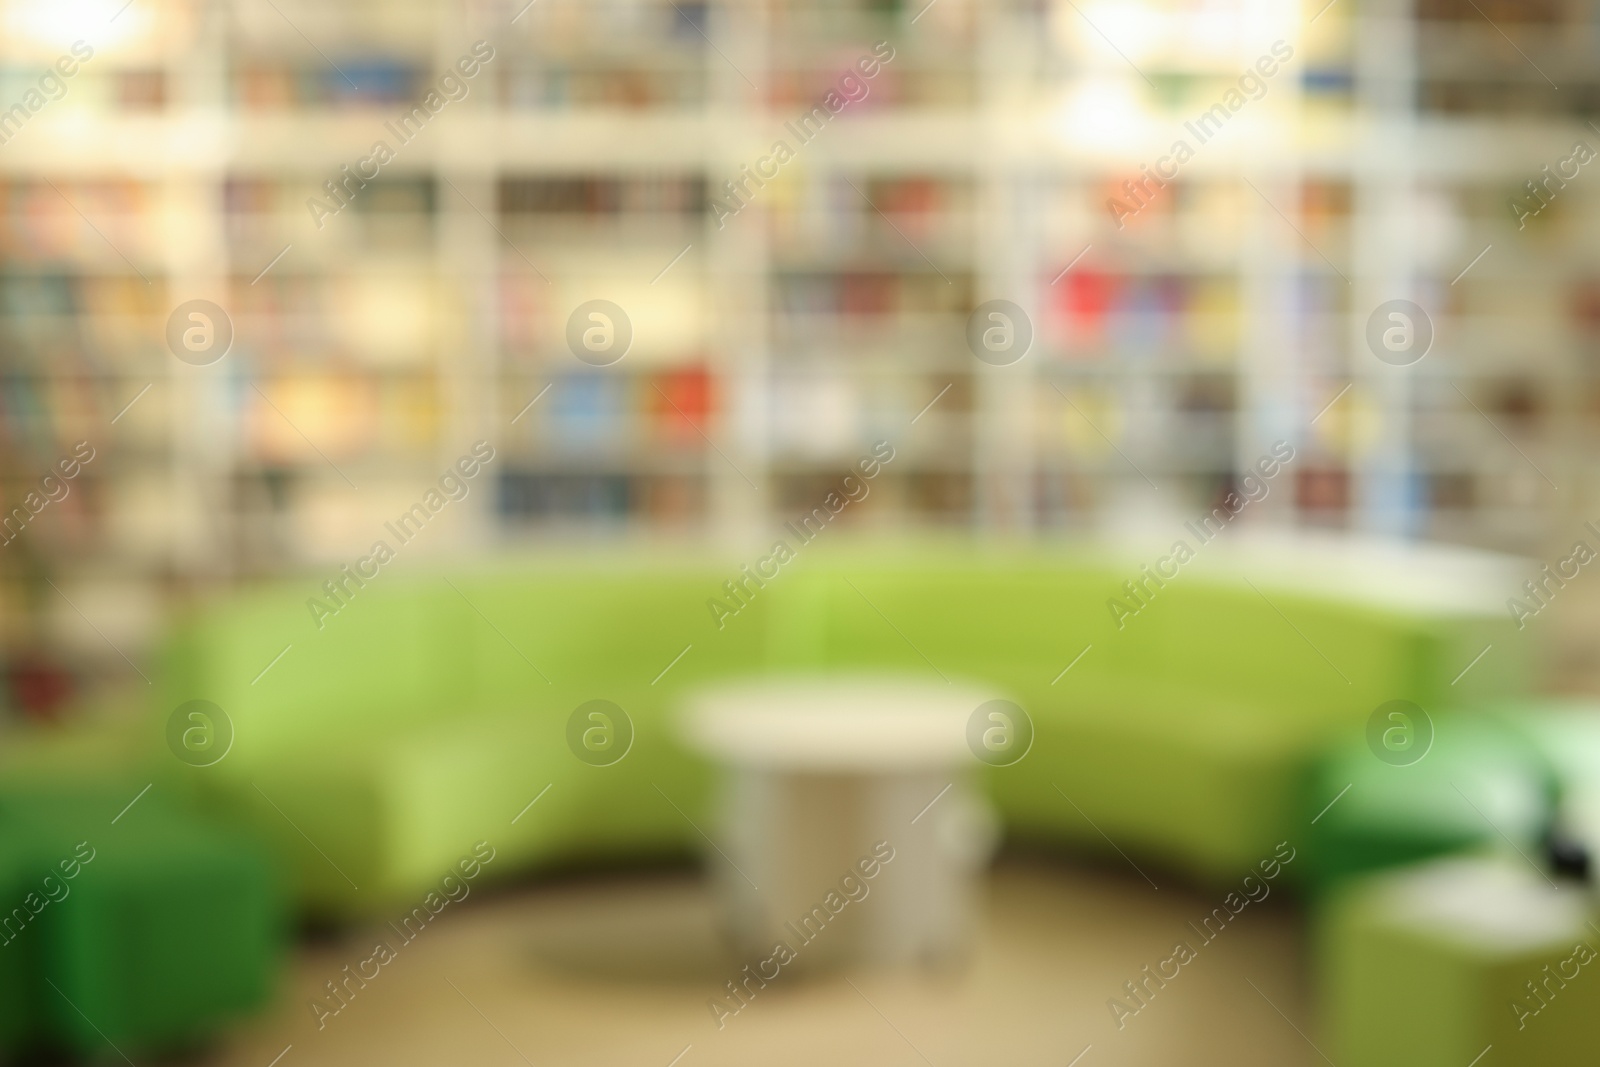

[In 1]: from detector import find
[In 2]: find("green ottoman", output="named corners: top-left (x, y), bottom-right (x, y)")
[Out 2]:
top-left (1319, 856), bottom-right (1600, 1067)
top-left (0, 822), bottom-right (54, 1052)
top-left (1304, 712), bottom-right (1558, 891)
top-left (0, 786), bottom-right (283, 1057)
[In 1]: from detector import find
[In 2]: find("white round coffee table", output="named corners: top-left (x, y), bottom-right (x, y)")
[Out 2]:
top-left (680, 674), bottom-right (1002, 972)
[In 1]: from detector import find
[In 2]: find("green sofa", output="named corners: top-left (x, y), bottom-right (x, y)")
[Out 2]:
top-left (148, 538), bottom-right (1529, 914)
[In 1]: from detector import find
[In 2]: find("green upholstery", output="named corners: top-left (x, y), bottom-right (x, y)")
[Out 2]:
top-left (789, 547), bottom-right (1528, 883)
top-left (0, 785), bottom-right (281, 1056)
top-left (166, 560), bottom-right (780, 912)
top-left (0, 540), bottom-right (1541, 1060)
top-left (997, 676), bottom-right (1337, 880)
top-left (1502, 702), bottom-right (1600, 807)
top-left (1318, 857), bottom-right (1599, 1067)
top-left (0, 822), bottom-right (49, 1052)
top-left (145, 542), bottom-right (1527, 913)
top-left (1304, 713), bottom-right (1559, 891)
top-left (157, 580), bottom-right (475, 761)
top-left (45, 820), bottom-right (281, 1054)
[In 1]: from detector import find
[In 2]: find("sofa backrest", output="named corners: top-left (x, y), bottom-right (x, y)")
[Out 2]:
top-left (159, 579), bottom-right (475, 769)
top-left (158, 540), bottom-right (1528, 771)
top-left (771, 543), bottom-right (1526, 726)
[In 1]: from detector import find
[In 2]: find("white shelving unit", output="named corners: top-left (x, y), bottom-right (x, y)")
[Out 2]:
top-left (0, 0), bottom-right (1591, 695)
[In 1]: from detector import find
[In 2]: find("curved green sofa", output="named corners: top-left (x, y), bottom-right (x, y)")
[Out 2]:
top-left (145, 538), bottom-right (1530, 915)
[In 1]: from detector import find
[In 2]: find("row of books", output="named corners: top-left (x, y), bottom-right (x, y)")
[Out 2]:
top-left (500, 369), bottom-right (1061, 457)
top-left (1, 373), bottom-right (103, 440)
top-left (770, 469), bottom-right (974, 520)
top-left (499, 373), bottom-right (1242, 456)
top-left (773, 271), bottom-right (973, 318)
top-left (236, 61), bottom-right (703, 111)
top-left (232, 60), bottom-right (419, 110)
top-left (0, 273), bottom-right (162, 319)
top-left (508, 368), bottom-right (712, 450)
top-left (0, 333), bottom-right (159, 378)
top-left (5, 376), bottom-right (441, 464)
top-left (243, 374), bottom-right (441, 462)
top-left (1421, 80), bottom-right (1600, 117)
top-left (0, 139), bottom-right (1570, 246)
top-left (768, 271), bottom-right (1241, 358)
top-left (0, 69), bottom-right (165, 109)
top-left (226, 63), bottom-right (989, 111)
top-left (10, 463), bottom-right (1513, 543)
top-left (496, 468), bottom-right (981, 524)
top-left (476, 466), bottom-right (1549, 528)
top-left (500, 176), bottom-right (706, 216)
top-left (1029, 467), bottom-right (1518, 526)
top-left (224, 176), bottom-right (708, 217)
top-left (497, 471), bottom-right (704, 523)
top-left (0, 173), bottom-right (1455, 232)
top-left (18, 64), bottom-right (1376, 116)
top-left (0, 184), bottom-right (159, 265)
top-left (223, 175), bottom-right (963, 219)
top-left (1073, 176), bottom-right (1580, 237)
top-left (225, 271), bottom-right (437, 364)
top-left (501, 67), bottom-right (704, 110)
top-left (1050, 273), bottom-right (1241, 358)
top-left (1417, 0), bottom-right (1563, 21)
top-left (1284, 467), bottom-right (1565, 517)
top-left (225, 177), bottom-right (435, 216)
top-left (2, 375), bottom-right (444, 464)
top-left (0, 275), bottom-right (1254, 367)
top-left (0, 181), bottom-right (153, 216)
top-left (6, 269), bottom-right (1584, 370)
top-left (766, 178), bottom-right (971, 230)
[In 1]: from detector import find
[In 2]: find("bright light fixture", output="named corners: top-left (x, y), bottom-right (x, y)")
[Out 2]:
top-left (1054, 78), bottom-right (1152, 153)
top-left (2, 0), bottom-right (155, 59)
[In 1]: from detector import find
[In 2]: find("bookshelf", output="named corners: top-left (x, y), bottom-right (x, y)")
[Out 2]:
top-left (0, 0), bottom-right (1593, 701)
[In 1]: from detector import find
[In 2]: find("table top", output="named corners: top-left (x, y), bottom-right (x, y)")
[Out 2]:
top-left (680, 673), bottom-right (1000, 772)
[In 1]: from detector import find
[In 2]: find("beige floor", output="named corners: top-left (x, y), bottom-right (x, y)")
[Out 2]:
top-left (206, 857), bottom-right (1319, 1067)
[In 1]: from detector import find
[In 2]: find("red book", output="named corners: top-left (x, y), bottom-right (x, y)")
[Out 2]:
top-left (652, 366), bottom-right (713, 443)
top-left (1057, 270), bottom-right (1116, 343)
